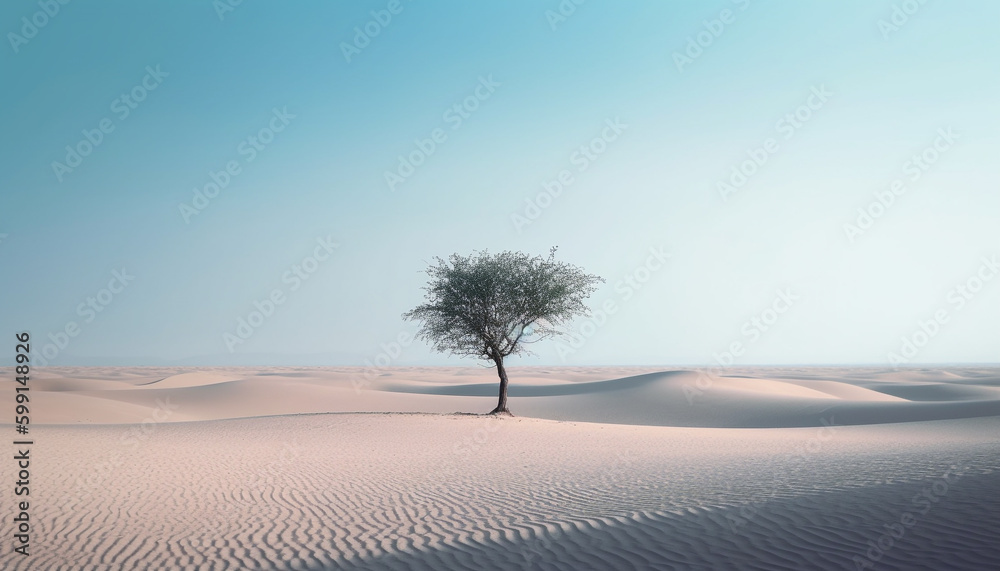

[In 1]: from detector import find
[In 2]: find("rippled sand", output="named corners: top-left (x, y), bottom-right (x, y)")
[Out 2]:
top-left (2, 367), bottom-right (999, 569)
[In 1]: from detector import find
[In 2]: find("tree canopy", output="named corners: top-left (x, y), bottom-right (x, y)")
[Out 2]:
top-left (403, 248), bottom-right (603, 414)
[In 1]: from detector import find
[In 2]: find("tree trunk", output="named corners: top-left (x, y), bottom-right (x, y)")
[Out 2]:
top-left (490, 355), bottom-right (512, 415)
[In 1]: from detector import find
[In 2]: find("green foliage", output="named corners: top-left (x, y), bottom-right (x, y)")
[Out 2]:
top-left (403, 248), bottom-right (604, 362)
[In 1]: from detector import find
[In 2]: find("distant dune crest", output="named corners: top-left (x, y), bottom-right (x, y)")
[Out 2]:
top-left (8, 366), bottom-right (999, 427)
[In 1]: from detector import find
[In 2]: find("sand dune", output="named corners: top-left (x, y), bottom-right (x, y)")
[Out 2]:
top-left (134, 371), bottom-right (244, 389)
top-left (2, 366), bottom-right (998, 569)
top-left (8, 366), bottom-right (1000, 428)
top-left (3, 413), bottom-right (998, 570)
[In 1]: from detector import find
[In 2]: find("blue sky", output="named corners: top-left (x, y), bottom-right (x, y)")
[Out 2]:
top-left (1, 0), bottom-right (998, 367)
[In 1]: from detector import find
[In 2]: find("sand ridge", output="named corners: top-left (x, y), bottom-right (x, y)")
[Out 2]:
top-left (2, 367), bottom-right (998, 569)
top-left (2, 413), bottom-right (997, 570)
top-left (6, 366), bottom-right (999, 427)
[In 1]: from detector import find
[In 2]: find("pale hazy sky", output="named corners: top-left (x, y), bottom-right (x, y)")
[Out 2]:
top-left (2, 1), bottom-right (998, 367)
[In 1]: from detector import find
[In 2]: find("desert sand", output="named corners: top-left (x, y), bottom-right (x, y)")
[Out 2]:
top-left (1, 366), bottom-right (998, 569)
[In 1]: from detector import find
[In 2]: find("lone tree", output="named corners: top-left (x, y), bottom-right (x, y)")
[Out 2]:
top-left (403, 248), bottom-right (603, 415)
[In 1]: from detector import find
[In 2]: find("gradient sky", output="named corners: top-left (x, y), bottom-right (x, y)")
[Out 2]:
top-left (1, 1), bottom-right (998, 367)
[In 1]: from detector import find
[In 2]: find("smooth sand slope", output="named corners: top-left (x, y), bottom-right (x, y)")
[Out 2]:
top-left (13, 365), bottom-right (1000, 427)
top-left (1, 366), bottom-right (999, 570)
